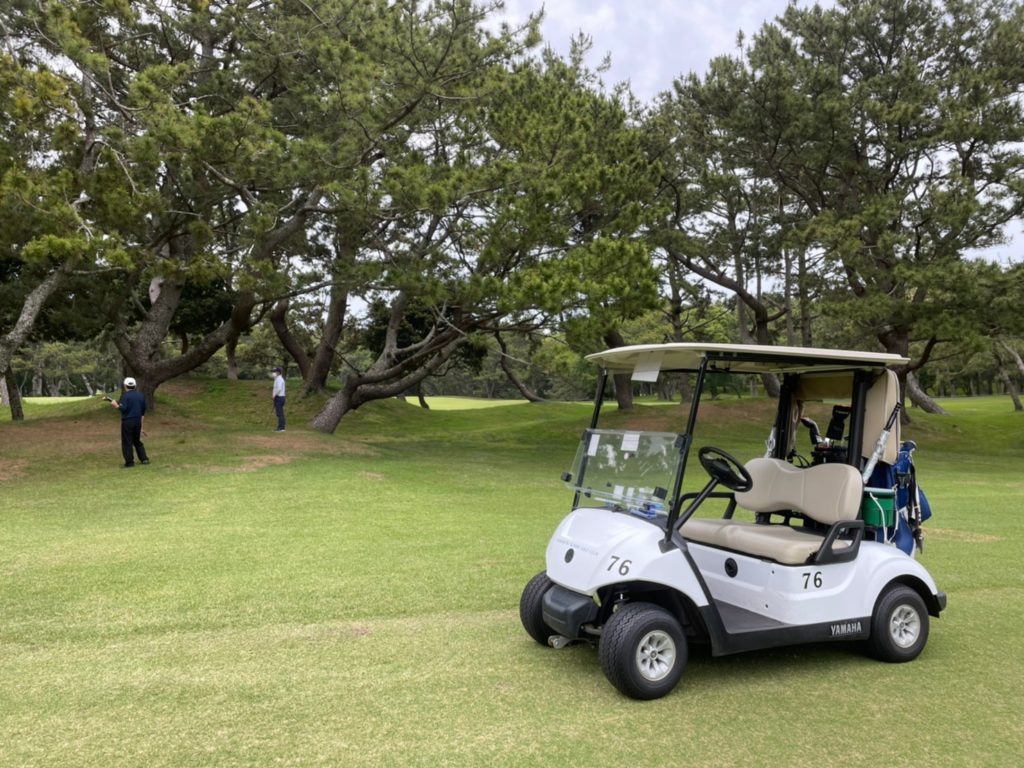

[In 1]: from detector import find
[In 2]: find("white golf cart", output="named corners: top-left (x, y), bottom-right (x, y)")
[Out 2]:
top-left (520, 343), bottom-right (945, 700)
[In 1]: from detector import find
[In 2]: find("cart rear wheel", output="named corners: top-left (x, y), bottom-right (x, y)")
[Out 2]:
top-left (868, 584), bottom-right (929, 663)
top-left (519, 571), bottom-right (557, 646)
top-left (599, 603), bottom-right (687, 700)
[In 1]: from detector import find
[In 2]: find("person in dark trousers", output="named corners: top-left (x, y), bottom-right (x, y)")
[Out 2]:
top-left (272, 366), bottom-right (286, 432)
top-left (110, 376), bottom-right (149, 467)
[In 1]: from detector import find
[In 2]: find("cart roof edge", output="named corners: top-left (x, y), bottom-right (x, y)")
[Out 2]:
top-left (585, 343), bottom-right (910, 375)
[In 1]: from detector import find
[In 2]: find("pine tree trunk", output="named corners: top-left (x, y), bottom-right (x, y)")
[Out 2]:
top-left (4, 368), bottom-right (24, 421)
top-left (226, 336), bottom-right (240, 381)
top-left (905, 371), bottom-right (949, 416)
top-left (0, 263), bottom-right (71, 376)
top-left (993, 342), bottom-right (1023, 411)
top-left (602, 328), bottom-right (633, 410)
top-left (270, 298), bottom-right (311, 382)
top-left (312, 382), bottom-right (354, 433)
top-left (999, 340), bottom-right (1024, 376)
top-left (116, 191), bottom-right (318, 409)
top-left (311, 318), bottom-right (465, 434)
top-left (496, 334), bottom-right (544, 402)
top-left (784, 247), bottom-right (796, 346)
top-left (798, 247), bottom-right (813, 346)
top-left (116, 275), bottom-right (257, 412)
top-left (996, 368), bottom-right (1023, 411)
top-left (880, 328), bottom-right (947, 421)
top-left (304, 283), bottom-right (348, 394)
top-left (678, 373), bottom-right (692, 404)
top-left (665, 280), bottom-right (693, 403)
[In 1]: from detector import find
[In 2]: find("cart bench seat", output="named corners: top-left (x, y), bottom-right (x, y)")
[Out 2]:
top-left (682, 458), bottom-right (863, 565)
top-left (683, 517), bottom-right (854, 564)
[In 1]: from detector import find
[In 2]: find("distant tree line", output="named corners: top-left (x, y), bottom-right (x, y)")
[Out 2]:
top-left (3, 0), bottom-right (1024, 428)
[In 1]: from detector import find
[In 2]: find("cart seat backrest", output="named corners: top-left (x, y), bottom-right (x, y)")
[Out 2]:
top-left (862, 369), bottom-right (900, 465)
top-left (734, 458), bottom-right (861, 525)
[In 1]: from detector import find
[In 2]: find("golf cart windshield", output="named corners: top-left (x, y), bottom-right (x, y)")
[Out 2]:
top-left (564, 429), bottom-right (682, 515)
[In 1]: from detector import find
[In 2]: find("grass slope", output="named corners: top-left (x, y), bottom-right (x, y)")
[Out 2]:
top-left (1, 381), bottom-right (1022, 766)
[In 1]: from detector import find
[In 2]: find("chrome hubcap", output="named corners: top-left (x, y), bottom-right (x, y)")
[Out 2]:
top-left (889, 604), bottom-right (921, 649)
top-left (636, 629), bottom-right (676, 681)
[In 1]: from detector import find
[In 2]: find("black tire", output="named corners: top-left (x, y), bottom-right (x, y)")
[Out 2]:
top-left (519, 571), bottom-right (556, 646)
top-left (868, 585), bottom-right (930, 663)
top-left (599, 603), bottom-right (687, 700)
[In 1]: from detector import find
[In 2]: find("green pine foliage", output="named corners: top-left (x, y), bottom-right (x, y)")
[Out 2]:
top-left (3, 0), bottom-right (1024, 421)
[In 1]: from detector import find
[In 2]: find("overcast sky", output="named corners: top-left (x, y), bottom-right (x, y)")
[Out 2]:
top-left (494, 0), bottom-right (819, 102)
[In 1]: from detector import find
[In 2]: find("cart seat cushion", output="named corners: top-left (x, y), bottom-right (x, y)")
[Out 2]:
top-left (681, 518), bottom-right (733, 548)
top-left (681, 518), bottom-right (853, 565)
top-left (721, 521), bottom-right (851, 564)
top-left (681, 458), bottom-right (861, 565)
top-left (734, 458), bottom-right (861, 526)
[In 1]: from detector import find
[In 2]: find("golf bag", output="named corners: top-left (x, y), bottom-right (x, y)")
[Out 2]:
top-left (866, 440), bottom-right (932, 555)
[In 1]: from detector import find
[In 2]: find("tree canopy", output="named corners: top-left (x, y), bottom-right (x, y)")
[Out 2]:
top-left (648, 0), bottom-right (1024, 413)
top-left (2, 0), bottom-right (1023, 422)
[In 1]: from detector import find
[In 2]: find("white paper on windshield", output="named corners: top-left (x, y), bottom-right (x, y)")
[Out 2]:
top-left (587, 433), bottom-right (600, 456)
top-left (631, 357), bottom-right (661, 382)
top-left (621, 432), bottom-right (640, 452)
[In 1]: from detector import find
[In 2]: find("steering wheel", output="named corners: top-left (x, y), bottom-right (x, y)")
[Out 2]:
top-left (698, 446), bottom-right (753, 492)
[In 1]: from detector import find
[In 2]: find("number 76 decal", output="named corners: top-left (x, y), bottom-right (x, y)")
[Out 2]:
top-left (607, 555), bottom-right (631, 576)
top-left (802, 571), bottom-right (823, 589)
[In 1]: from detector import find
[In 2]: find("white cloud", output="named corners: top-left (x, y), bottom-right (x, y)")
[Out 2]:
top-left (493, 1), bottom-right (831, 102)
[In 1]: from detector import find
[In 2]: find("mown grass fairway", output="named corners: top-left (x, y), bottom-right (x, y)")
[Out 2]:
top-left (2, 382), bottom-right (1023, 766)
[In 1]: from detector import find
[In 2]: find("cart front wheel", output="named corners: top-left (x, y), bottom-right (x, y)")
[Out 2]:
top-left (599, 603), bottom-right (687, 700)
top-left (519, 571), bottom-right (557, 646)
top-left (868, 584), bottom-right (929, 663)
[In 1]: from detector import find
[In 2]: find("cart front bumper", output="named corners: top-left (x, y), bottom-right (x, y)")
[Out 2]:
top-left (542, 585), bottom-right (598, 640)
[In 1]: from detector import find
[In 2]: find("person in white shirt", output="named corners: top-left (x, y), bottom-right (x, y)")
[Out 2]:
top-left (271, 366), bottom-right (286, 431)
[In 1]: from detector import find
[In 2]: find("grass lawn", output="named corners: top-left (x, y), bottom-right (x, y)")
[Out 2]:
top-left (420, 396), bottom-right (532, 410)
top-left (2, 381), bottom-right (1022, 766)
top-left (21, 396), bottom-right (95, 406)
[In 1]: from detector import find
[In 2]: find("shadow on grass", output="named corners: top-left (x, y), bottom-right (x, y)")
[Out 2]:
top-left (517, 633), bottom-right (874, 693)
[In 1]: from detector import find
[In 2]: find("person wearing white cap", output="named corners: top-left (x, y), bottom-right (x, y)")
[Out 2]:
top-left (109, 376), bottom-right (150, 467)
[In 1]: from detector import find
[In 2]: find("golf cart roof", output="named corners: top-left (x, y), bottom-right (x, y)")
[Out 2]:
top-left (586, 343), bottom-right (908, 376)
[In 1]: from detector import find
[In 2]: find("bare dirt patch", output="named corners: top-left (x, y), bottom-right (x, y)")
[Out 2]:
top-left (180, 431), bottom-right (377, 473)
top-left (209, 454), bottom-right (295, 473)
top-left (926, 527), bottom-right (1002, 544)
top-left (3, 416), bottom-right (119, 459)
top-left (0, 458), bottom-right (29, 481)
top-left (239, 433), bottom-right (374, 456)
top-left (276, 622), bottom-right (375, 644)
